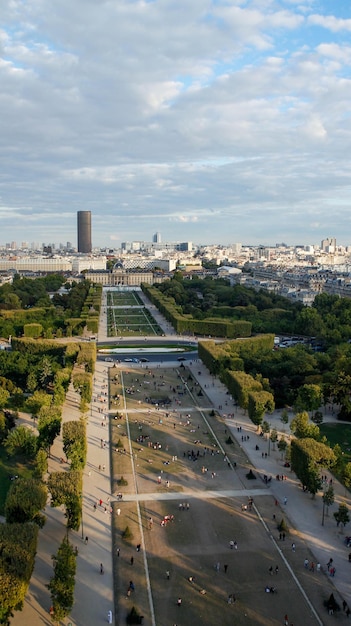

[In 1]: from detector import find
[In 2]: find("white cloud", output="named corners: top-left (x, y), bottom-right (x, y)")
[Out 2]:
top-left (0, 0), bottom-right (351, 246)
top-left (308, 14), bottom-right (351, 32)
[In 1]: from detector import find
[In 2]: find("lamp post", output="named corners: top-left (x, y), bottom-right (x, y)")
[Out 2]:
top-left (80, 494), bottom-right (84, 541)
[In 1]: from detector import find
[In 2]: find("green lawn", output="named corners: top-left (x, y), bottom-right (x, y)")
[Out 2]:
top-left (0, 448), bottom-right (34, 515)
top-left (320, 422), bottom-right (351, 463)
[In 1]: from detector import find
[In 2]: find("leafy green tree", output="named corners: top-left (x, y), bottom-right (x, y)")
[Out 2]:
top-left (295, 307), bottom-right (325, 337)
top-left (333, 444), bottom-right (344, 473)
top-left (281, 409), bottom-right (289, 425)
top-left (33, 448), bottom-right (48, 479)
top-left (312, 410), bottom-right (323, 425)
top-left (261, 421), bottom-right (270, 435)
top-left (291, 438), bottom-right (336, 496)
top-left (62, 420), bottom-right (87, 470)
top-left (48, 537), bottom-right (76, 622)
top-left (37, 406), bottom-right (62, 456)
top-left (334, 502), bottom-right (350, 530)
top-left (38, 356), bottom-right (53, 388)
top-left (5, 425), bottom-right (37, 457)
top-left (3, 293), bottom-right (21, 309)
top-left (294, 384), bottom-right (322, 415)
top-left (0, 523), bottom-right (38, 624)
top-left (270, 428), bottom-right (278, 450)
top-left (342, 462), bottom-right (351, 496)
top-left (322, 484), bottom-right (335, 525)
top-left (47, 471), bottom-right (82, 530)
top-left (26, 371), bottom-right (38, 393)
top-left (0, 387), bottom-right (10, 410)
top-left (25, 390), bottom-right (52, 419)
top-left (277, 438), bottom-right (288, 459)
top-left (290, 411), bottom-right (320, 440)
top-left (5, 478), bottom-right (47, 526)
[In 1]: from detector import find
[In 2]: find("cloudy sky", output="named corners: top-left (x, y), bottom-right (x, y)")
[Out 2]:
top-left (1, 0), bottom-right (351, 248)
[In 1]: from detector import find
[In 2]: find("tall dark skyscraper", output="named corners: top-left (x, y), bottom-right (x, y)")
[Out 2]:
top-left (77, 211), bottom-right (92, 253)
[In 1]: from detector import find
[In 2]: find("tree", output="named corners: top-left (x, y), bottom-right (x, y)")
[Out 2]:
top-left (5, 425), bottom-right (37, 457)
top-left (322, 484), bottom-right (334, 525)
top-left (48, 537), bottom-right (77, 621)
top-left (294, 384), bottom-right (322, 416)
top-left (270, 428), bottom-right (278, 450)
top-left (0, 523), bottom-right (38, 624)
top-left (62, 420), bottom-right (87, 470)
top-left (47, 471), bottom-right (82, 531)
top-left (25, 390), bottom-right (52, 419)
top-left (291, 438), bottom-right (336, 496)
top-left (0, 388), bottom-right (10, 409)
top-left (290, 411), bottom-right (320, 440)
top-left (342, 462), bottom-right (351, 496)
top-left (261, 421), bottom-right (270, 435)
top-left (5, 478), bottom-right (47, 526)
top-left (33, 448), bottom-right (48, 479)
top-left (39, 356), bottom-right (53, 388)
top-left (26, 371), bottom-right (38, 393)
top-left (280, 409), bottom-right (289, 425)
top-left (37, 406), bottom-right (62, 456)
top-left (334, 502), bottom-right (350, 531)
top-left (277, 438), bottom-right (288, 459)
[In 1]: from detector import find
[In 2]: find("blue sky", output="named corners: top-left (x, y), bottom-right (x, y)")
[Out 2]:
top-left (1, 0), bottom-right (351, 248)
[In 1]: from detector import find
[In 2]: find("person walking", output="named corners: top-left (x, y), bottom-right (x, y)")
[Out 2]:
top-left (130, 556), bottom-right (134, 566)
top-left (177, 598), bottom-right (182, 607)
top-left (224, 564), bottom-right (228, 573)
top-left (100, 563), bottom-right (104, 574)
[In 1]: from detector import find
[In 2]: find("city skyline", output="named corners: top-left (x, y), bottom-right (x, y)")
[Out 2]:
top-left (1, 1), bottom-right (351, 247)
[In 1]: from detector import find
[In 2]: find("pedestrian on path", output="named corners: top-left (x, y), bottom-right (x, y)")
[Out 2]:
top-left (177, 598), bottom-right (182, 607)
top-left (85, 536), bottom-right (88, 545)
top-left (166, 571), bottom-right (170, 580)
top-left (291, 543), bottom-right (296, 552)
top-left (130, 556), bottom-right (134, 566)
top-left (224, 564), bottom-right (228, 573)
top-left (100, 563), bottom-right (104, 574)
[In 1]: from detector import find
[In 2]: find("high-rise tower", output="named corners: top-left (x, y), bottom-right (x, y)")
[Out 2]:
top-left (77, 211), bottom-right (92, 253)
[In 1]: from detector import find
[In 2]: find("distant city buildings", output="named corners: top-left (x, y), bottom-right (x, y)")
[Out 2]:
top-left (2, 229), bottom-right (351, 303)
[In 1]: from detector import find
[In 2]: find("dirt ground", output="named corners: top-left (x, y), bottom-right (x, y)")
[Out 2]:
top-left (110, 365), bottom-right (344, 626)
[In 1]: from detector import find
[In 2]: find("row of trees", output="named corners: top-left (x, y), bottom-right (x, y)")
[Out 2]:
top-left (0, 276), bottom-right (101, 339)
top-left (142, 283), bottom-right (252, 338)
top-left (0, 331), bottom-right (97, 622)
top-left (150, 273), bottom-right (351, 346)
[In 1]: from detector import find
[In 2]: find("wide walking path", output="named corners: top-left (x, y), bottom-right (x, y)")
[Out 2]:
top-left (11, 361), bottom-right (114, 626)
top-left (187, 360), bottom-right (351, 608)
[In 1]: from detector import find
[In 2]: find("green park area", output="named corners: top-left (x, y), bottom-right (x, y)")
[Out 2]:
top-left (106, 290), bottom-right (163, 337)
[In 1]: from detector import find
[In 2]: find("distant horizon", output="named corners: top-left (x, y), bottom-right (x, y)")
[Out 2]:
top-left (0, 235), bottom-right (347, 252)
